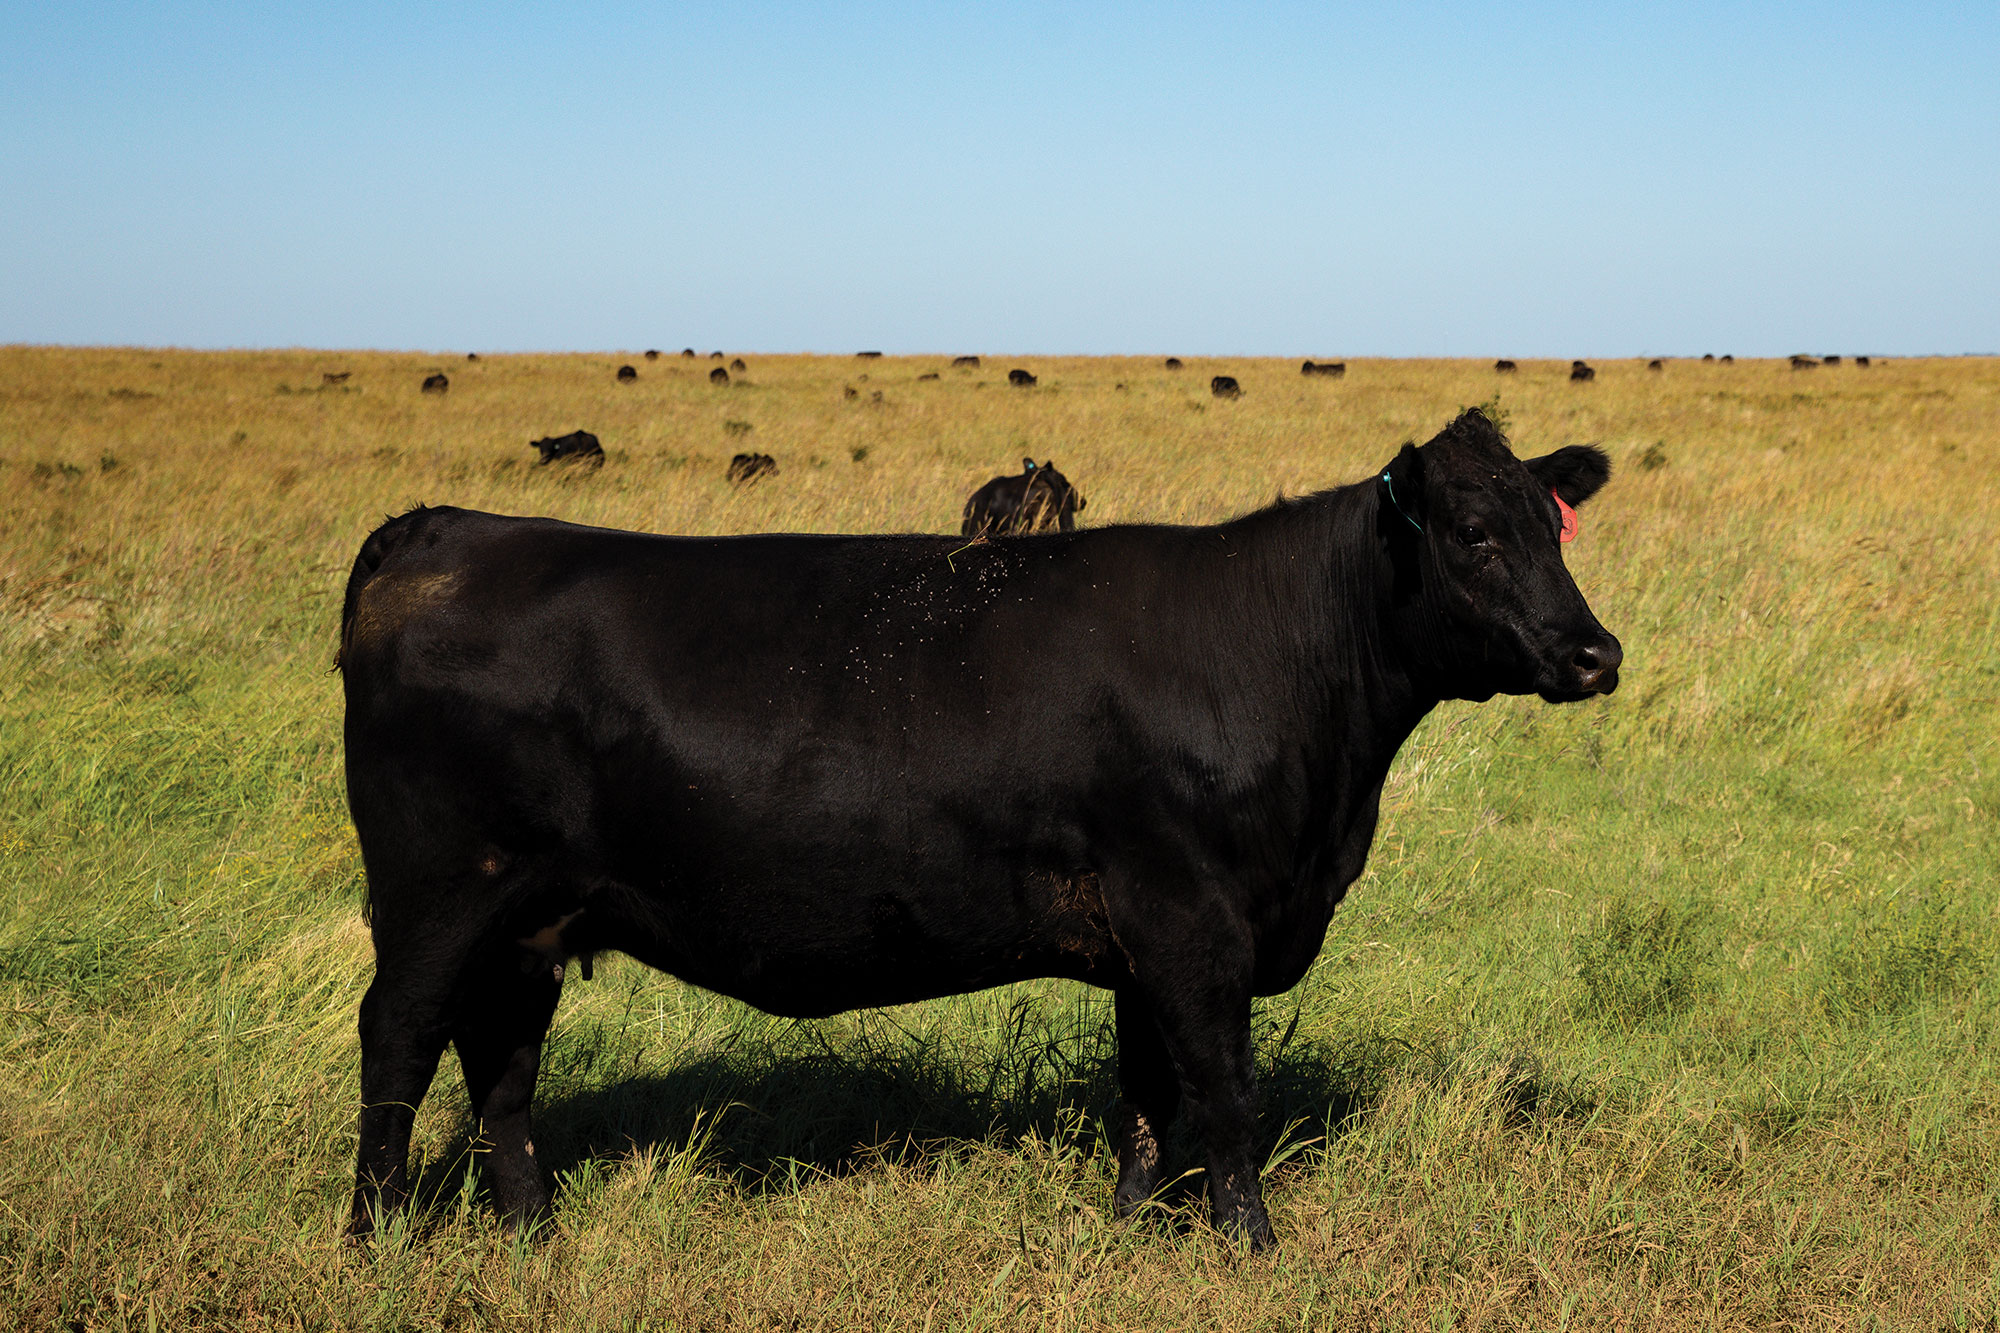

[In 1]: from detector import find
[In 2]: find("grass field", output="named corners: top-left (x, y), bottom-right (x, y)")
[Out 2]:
top-left (2, 346), bottom-right (1997, 1331)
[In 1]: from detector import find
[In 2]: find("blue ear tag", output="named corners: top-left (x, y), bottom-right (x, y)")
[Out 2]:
top-left (1381, 470), bottom-right (1424, 533)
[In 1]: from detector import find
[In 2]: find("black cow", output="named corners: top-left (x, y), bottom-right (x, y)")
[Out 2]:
top-left (710, 351), bottom-right (725, 360)
top-left (726, 451), bottom-right (777, 483)
top-left (1791, 355), bottom-right (1817, 370)
top-left (952, 356), bottom-right (981, 368)
top-left (681, 349), bottom-right (697, 358)
top-left (1701, 354), bottom-right (1715, 363)
top-left (466, 353), bottom-right (481, 363)
top-left (1494, 359), bottom-right (1517, 373)
top-left (1720, 355), bottom-right (1734, 364)
top-left (960, 458), bottom-right (1087, 537)
top-left (1569, 361), bottom-right (1595, 382)
top-left (710, 367), bottom-right (730, 386)
top-left (1163, 357), bottom-right (1184, 370)
top-left (1823, 355), bottom-right (1840, 366)
top-left (616, 365), bottom-right (638, 382)
top-left (730, 358), bottom-right (747, 373)
top-left (1301, 361), bottom-right (1345, 378)
top-left (1646, 359), bottom-right (1663, 371)
top-left (529, 431), bottom-right (604, 467)
top-left (1855, 356), bottom-right (1871, 368)
top-left (337, 408), bottom-right (1620, 1250)
top-left (421, 373), bottom-right (449, 394)
top-left (857, 351), bottom-right (884, 359)
top-left (1008, 368), bottom-right (1037, 387)
top-left (918, 372), bottom-right (940, 381)
top-left (645, 350), bottom-right (661, 361)
top-left (1211, 375), bottom-right (1241, 398)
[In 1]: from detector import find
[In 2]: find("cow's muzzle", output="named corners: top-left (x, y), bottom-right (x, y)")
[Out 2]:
top-left (1540, 633), bottom-right (1622, 701)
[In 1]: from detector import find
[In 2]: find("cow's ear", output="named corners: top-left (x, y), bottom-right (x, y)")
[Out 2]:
top-left (1379, 441), bottom-right (1427, 534)
top-left (1023, 457), bottom-right (1036, 472)
top-left (1041, 459), bottom-right (1055, 472)
top-left (1526, 445), bottom-right (1612, 507)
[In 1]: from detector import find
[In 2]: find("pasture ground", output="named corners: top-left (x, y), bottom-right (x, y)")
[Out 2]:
top-left (1, 347), bottom-right (1996, 1330)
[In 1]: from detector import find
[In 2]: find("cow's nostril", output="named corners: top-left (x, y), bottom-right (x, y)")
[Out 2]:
top-left (1572, 638), bottom-right (1623, 684)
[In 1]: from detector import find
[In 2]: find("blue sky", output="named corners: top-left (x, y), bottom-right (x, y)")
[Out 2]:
top-left (2, 2), bottom-right (1994, 355)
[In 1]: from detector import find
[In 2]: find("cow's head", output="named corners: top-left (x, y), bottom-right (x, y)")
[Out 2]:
top-left (1025, 459), bottom-right (1086, 525)
top-left (1378, 409), bottom-right (1620, 703)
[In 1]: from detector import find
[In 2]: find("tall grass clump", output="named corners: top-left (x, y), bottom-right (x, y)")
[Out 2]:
top-left (1571, 896), bottom-right (1718, 1025)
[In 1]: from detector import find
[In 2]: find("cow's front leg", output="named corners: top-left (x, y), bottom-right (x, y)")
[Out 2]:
top-left (1107, 890), bottom-right (1274, 1249)
top-left (1112, 987), bottom-right (1181, 1217)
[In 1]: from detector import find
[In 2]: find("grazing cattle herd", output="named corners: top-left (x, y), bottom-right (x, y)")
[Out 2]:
top-left (381, 352), bottom-right (1887, 512)
top-left (337, 403), bottom-right (1622, 1251)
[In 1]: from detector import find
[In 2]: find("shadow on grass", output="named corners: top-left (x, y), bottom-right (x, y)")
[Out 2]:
top-left (404, 996), bottom-right (1596, 1221)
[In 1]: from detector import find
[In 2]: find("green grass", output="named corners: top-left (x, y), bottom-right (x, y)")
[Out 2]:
top-left (2, 348), bottom-right (1998, 1329)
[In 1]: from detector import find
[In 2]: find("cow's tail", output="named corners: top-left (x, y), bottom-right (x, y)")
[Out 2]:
top-left (335, 505), bottom-right (433, 671)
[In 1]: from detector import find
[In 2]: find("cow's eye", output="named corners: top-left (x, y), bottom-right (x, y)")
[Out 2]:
top-left (1455, 524), bottom-right (1488, 549)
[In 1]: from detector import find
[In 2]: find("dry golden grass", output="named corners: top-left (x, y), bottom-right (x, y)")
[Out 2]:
top-left (2, 347), bottom-right (1997, 1330)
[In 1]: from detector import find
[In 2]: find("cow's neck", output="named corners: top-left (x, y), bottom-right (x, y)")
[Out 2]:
top-left (1251, 484), bottom-right (1440, 827)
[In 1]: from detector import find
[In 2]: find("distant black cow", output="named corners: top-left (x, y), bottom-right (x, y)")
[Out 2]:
top-left (530, 431), bottom-right (604, 467)
top-left (960, 458), bottom-right (1087, 537)
top-left (1211, 375), bottom-right (1241, 399)
top-left (710, 367), bottom-right (730, 386)
top-left (1647, 359), bottom-right (1664, 371)
top-left (1494, 360), bottom-right (1518, 373)
top-left (918, 372), bottom-right (940, 381)
top-left (1720, 355), bottom-right (1735, 364)
top-left (710, 352), bottom-right (725, 360)
top-left (1701, 354), bottom-right (1715, 363)
top-left (726, 452), bottom-right (777, 483)
top-left (323, 372), bottom-right (352, 385)
top-left (616, 365), bottom-right (638, 382)
top-left (421, 374), bottom-right (449, 394)
top-left (1791, 355), bottom-right (1817, 370)
top-left (1301, 361), bottom-right (1345, 378)
top-left (730, 358), bottom-right (747, 373)
top-left (682, 349), bottom-right (697, 358)
top-left (1855, 356), bottom-right (1871, 368)
top-left (1570, 361), bottom-right (1595, 382)
top-left (1008, 368), bottom-right (1037, 387)
top-left (952, 356), bottom-right (980, 368)
top-left (1164, 357), bottom-right (1184, 370)
top-left (857, 351), bottom-right (884, 359)
top-left (1823, 355), bottom-right (1841, 366)
top-left (645, 350), bottom-right (661, 361)
top-left (466, 353), bottom-right (480, 362)
top-left (337, 407), bottom-right (1620, 1252)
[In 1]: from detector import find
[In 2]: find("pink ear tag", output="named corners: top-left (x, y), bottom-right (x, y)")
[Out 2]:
top-left (1553, 489), bottom-right (1578, 543)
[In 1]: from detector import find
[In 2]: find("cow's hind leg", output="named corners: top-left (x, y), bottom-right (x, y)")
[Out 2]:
top-left (349, 966), bottom-right (454, 1241)
top-left (453, 950), bottom-right (564, 1230)
top-left (1112, 987), bottom-right (1182, 1217)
